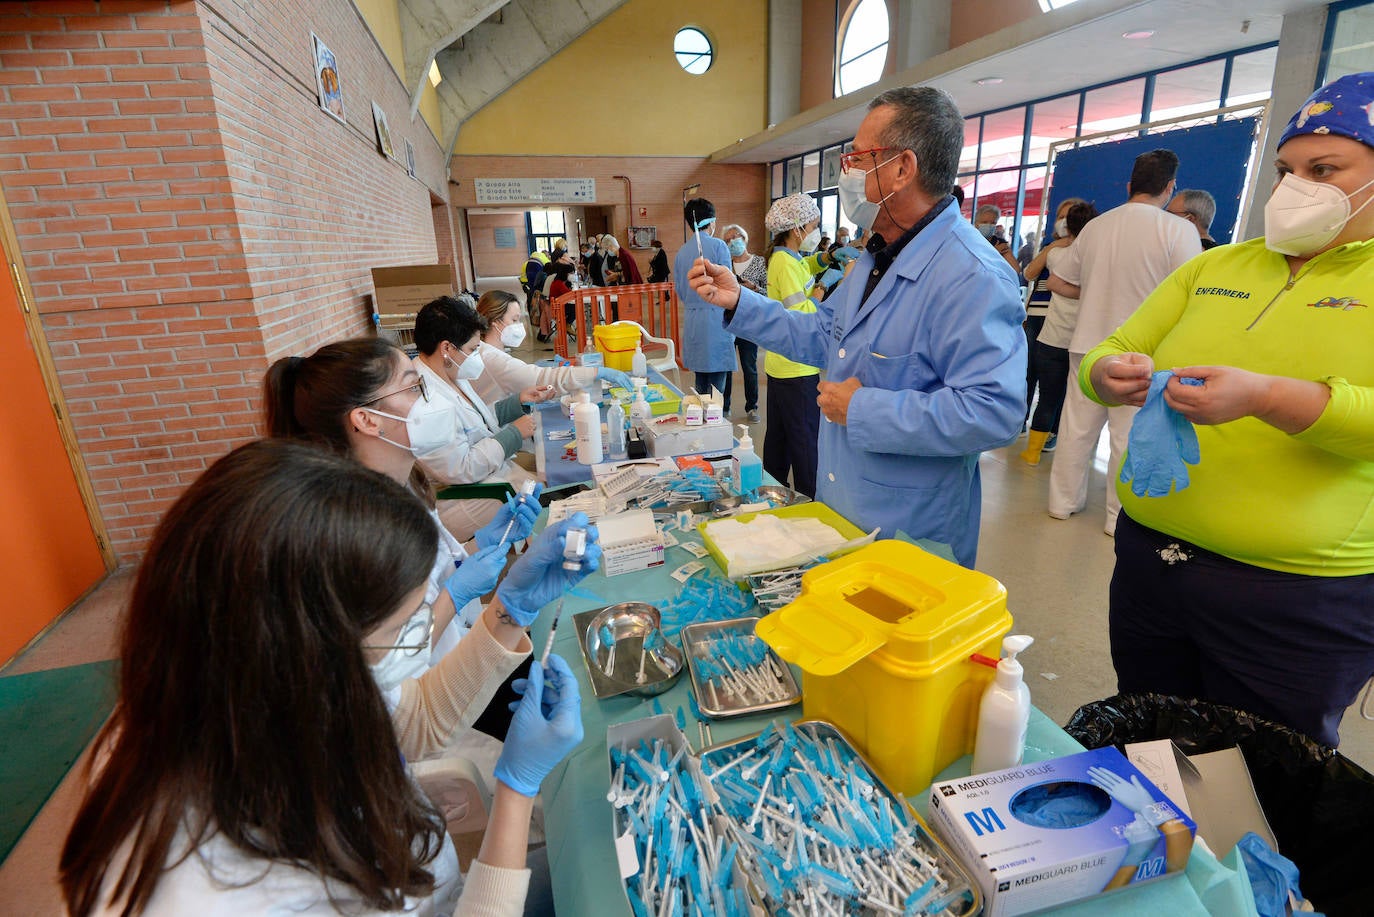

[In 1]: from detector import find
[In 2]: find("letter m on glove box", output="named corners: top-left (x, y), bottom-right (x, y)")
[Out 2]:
top-left (965, 807), bottom-right (1006, 836)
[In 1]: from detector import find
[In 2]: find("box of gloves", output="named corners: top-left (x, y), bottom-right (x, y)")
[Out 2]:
top-left (928, 747), bottom-right (1195, 917)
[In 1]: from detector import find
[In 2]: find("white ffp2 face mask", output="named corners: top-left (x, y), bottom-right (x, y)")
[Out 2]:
top-left (500, 321), bottom-right (527, 348)
top-left (445, 348), bottom-right (486, 381)
top-left (364, 396), bottom-right (455, 456)
top-left (801, 228), bottom-right (821, 252)
top-left (1054, 218), bottom-right (1069, 238)
top-left (837, 155), bottom-right (901, 231)
top-left (368, 603), bottom-right (433, 693)
top-left (1264, 172), bottom-right (1374, 256)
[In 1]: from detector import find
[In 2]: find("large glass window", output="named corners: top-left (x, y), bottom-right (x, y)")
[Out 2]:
top-left (1322, 1), bottom-right (1374, 82)
top-left (802, 151), bottom-right (821, 194)
top-left (836, 0), bottom-right (889, 96)
top-left (1151, 59), bottom-right (1225, 121)
top-left (1227, 46), bottom-right (1278, 104)
top-left (674, 28), bottom-right (713, 75)
top-left (526, 209), bottom-right (566, 255)
top-left (1081, 78), bottom-right (1145, 136)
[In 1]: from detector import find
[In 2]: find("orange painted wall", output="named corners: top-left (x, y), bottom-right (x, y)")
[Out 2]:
top-left (0, 234), bottom-right (106, 663)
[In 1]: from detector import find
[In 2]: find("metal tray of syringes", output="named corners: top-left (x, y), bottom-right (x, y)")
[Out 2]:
top-left (702, 720), bottom-right (981, 917)
top-left (680, 616), bottom-right (801, 718)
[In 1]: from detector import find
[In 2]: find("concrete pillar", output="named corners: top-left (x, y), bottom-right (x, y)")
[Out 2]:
top-left (892, 0), bottom-right (952, 72)
top-left (769, 0), bottom-right (803, 126)
top-left (1244, 6), bottom-right (1328, 239)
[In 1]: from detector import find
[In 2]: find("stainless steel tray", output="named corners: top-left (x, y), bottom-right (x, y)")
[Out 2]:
top-left (680, 617), bottom-right (800, 718)
top-left (572, 603), bottom-right (685, 700)
top-left (701, 720), bottom-right (983, 917)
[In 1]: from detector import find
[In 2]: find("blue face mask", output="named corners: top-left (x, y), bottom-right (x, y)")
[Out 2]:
top-left (727, 238), bottom-right (747, 257)
top-left (976, 223), bottom-right (996, 238)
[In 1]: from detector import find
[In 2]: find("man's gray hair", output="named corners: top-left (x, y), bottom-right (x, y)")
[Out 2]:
top-left (975, 204), bottom-right (1001, 222)
top-left (868, 86), bottom-right (964, 198)
top-left (719, 223), bottom-right (748, 245)
top-left (1175, 189), bottom-right (1216, 231)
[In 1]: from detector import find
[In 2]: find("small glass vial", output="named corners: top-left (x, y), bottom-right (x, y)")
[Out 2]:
top-left (562, 527), bottom-right (588, 571)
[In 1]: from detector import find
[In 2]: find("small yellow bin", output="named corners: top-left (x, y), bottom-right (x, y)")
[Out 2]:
top-left (755, 540), bottom-right (1011, 797)
top-left (593, 323), bottom-right (640, 371)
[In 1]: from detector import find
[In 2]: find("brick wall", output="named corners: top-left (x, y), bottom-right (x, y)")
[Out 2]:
top-left (450, 156), bottom-right (769, 284)
top-left (0, 0), bottom-right (451, 559)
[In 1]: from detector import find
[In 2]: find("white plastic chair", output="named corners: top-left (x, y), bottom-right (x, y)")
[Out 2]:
top-left (611, 320), bottom-right (680, 387)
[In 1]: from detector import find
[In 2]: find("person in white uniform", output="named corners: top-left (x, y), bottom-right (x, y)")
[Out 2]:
top-left (59, 439), bottom-right (596, 917)
top-left (411, 296), bottom-right (545, 542)
top-left (1046, 148), bottom-right (1201, 534)
top-left (469, 289), bottom-right (632, 405)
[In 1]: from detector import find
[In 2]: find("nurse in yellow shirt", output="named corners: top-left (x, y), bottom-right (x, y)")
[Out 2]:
top-left (1082, 74), bottom-right (1374, 746)
top-left (761, 194), bottom-right (828, 497)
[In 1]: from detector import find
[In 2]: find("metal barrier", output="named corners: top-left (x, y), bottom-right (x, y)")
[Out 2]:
top-left (551, 282), bottom-right (681, 365)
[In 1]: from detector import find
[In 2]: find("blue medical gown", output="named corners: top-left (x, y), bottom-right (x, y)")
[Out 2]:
top-left (675, 234), bottom-right (737, 373)
top-left (724, 205), bottom-right (1026, 567)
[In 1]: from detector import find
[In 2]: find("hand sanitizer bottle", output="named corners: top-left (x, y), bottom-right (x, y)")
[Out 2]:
top-left (631, 341), bottom-right (648, 377)
top-left (972, 634), bottom-right (1034, 774)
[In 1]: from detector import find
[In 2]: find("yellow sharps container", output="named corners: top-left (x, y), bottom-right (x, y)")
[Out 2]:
top-left (755, 540), bottom-right (1012, 797)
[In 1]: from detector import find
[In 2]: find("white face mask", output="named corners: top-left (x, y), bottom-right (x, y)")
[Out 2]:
top-left (365, 396), bottom-right (455, 456)
top-left (1054, 218), bottom-right (1069, 238)
top-left (801, 228), bottom-right (821, 252)
top-left (445, 347), bottom-right (485, 381)
top-left (1264, 172), bottom-right (1374, 256)
top-left (837, 155), bottom-right (900, 231)
top-left (500, 321), bottom-right (526, 348)
top-left (367, 602), bottom-right (433, 693)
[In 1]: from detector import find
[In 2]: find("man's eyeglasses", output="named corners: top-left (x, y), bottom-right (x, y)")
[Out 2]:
top-left (362, 601), bottom-right (434, 657)
top-left (840, 147), bottom-right (896, 174)
top-left (359, 374), bottom-right (429, 407)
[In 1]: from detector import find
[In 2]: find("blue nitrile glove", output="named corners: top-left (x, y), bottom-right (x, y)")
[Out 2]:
top-left (443, 543), bottom-right (507, 609)
top-left (831, 245), bottom-right (861, 265)
top-left (817, 267), bottom-right (844, 290)
top-left (1086, 765), bottom-right (1174, 826)
top-left (1118, 814), bottom-right (1160, 870)
top-left (1119, 371), bottom-right (1203, 498)
top-left (1236, 832), bottom-right (1305, 917)
top-left (495, 513), bottom-right (602, 626)
top-left (474, 487), bottom-right (543, 548)
top-left (598, 367), bottom-right (634, 390)
top-left (494, 654), bottom-right (584, 796)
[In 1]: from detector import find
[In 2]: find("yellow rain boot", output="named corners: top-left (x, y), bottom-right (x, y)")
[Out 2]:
top-left (1020, 430), bottom-right (1050, 466)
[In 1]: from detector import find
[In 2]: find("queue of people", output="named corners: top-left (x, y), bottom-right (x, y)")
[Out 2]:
top-left (53, 71), bottom-right (1374, 917)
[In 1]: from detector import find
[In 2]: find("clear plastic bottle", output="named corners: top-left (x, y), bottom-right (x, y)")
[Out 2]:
top-left (606, 398), bottom-right (626, 458)
top-left (630, 384), bottom-right (651, 433)
top-left (733, 424), bottom-right (763, 493)
top-left (631, 341), bottom-right (647, 377)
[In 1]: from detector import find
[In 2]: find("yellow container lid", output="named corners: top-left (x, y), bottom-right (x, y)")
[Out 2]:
top-left (593, 323), bottom-right (641, 352)
top-left (755, 540), bottom-right (1008, 675)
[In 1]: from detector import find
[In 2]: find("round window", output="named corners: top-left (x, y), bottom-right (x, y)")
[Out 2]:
top-left (674, 27), bottom-right (713, 75)
top-left (836, 0), bottom-right (890, 96)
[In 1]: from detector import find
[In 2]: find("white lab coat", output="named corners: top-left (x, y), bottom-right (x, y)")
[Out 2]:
top-left (414, 357), bottom-right (521, 485)
top-left (468, 341), bottom-right (598, 405)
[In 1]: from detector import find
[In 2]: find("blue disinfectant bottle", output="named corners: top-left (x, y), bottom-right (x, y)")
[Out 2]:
top-left (733, 424), bottom-right (763, 493)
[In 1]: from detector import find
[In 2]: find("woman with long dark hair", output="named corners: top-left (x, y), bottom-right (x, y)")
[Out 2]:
top-left (60, 440), bottom-right (585, 915)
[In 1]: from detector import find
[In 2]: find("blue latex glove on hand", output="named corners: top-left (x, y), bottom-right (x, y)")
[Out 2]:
top-left (817, 267), bottom-right (844, 290)
top-left (1119, 371), bottom-right (1203, 497)
top-left (495, 513), bottom-right (601, 626)
top-left (494, 654), bottom-right (584, 796)
top-left (474, 486), bottom-right (543, 548)
top-left (1087, 766), bottom-right (1173, 826)
top-left (831, 245), bottom-right (861, 265)
top-left (598, 367), bottom-right (634, 390)
top-left (443, 543), bottom-right (508, 609)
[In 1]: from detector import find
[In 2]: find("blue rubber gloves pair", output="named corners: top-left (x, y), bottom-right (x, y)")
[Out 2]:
top-left (474, 485), bottom-right (543, 549)
top-left (598, 366), bottom-right (635, 390)
top-left (830, 245), bottom-right (862, 265)
top-left (496, 513), bottom-right (602, 627)
top-left (443, 544), bottom-right (507, 610)
top-left (494, 654), bottom-right (584, 796)
top-left (1119, 371), bottom-right (1204, 498)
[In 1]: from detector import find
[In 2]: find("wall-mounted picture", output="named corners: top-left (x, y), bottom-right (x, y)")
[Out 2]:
top-left (372, 102), bottom-right (394, 159)
top-left (405, 138), bottom-right (416, 178)
top-left (312, 33), bottom-right (344, 123)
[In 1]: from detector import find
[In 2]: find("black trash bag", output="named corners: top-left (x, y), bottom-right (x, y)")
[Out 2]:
top-left (1065, 693), bottom-right (1374, 917)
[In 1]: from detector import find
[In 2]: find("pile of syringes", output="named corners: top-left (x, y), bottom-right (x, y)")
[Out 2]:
top-left (745, 565), bottom-right (811, 613)
top-left (688, 631), bottom-right (792, 710)
top-left (610, 719), bottom-right (974, 917)
top-left (703, 722), bottom-right (974, 916)
top-left (651, 571), bottom-right (756, 640)
top-left (622, 468), bottom-right (728, 509)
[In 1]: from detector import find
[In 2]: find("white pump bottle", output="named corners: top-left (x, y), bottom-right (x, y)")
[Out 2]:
top-left (972, 634), bottom-right (1034, 775)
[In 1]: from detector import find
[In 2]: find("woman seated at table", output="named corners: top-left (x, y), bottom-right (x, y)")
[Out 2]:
top-left (60, 439), bottom-right (590, 916)
top-left (410, 296), bottom-right (553, 542)
top-left (471, 289), bottom-right (632, 405)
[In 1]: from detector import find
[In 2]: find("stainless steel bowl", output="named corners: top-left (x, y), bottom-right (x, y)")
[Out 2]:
top-left (754, 484), bottom-right (808, 507)
top-left (582, 602), bottom-right (684, 697)
top-left (711, 495), bottom-right (743, 517)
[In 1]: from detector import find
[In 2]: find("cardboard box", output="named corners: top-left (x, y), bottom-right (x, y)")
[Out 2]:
top-left (1125, 739), bottom-right (1277, 858)
top-left (644, 418), bottom-right (732, 458)
top-left (595, 508), bottom-right (665, 576)
top-left (370, 264), bottom-right (454, 341)
top-left (928, 747), bottom-right (1195, 917)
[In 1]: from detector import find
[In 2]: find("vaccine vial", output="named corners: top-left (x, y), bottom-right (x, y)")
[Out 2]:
top-left (562, 527), bottom-right (587, 571)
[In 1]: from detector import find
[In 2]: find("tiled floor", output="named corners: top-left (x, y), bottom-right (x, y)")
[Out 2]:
top-left (4, 289), bottom-right (1372, 910)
